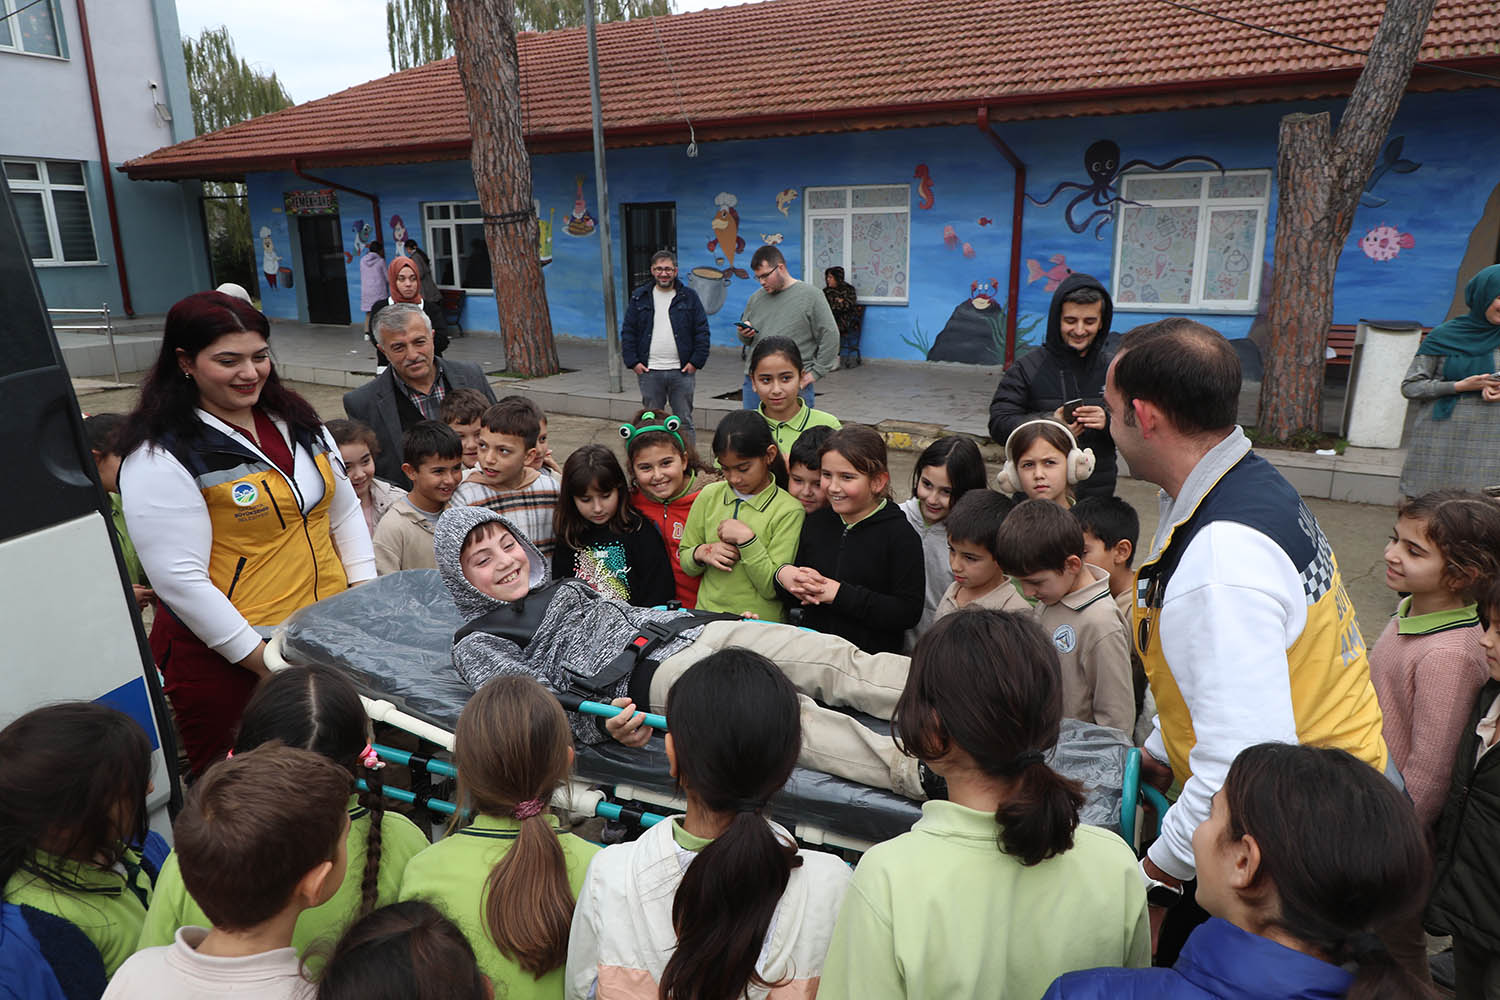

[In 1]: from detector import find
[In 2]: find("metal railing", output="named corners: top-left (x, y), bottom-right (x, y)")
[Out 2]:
top-left (48, 303), bottom-right (121, 384)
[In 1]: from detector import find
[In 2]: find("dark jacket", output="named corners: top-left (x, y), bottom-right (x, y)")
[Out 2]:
top-left (777, 502), bottom-right (924, 653)
top-left (550, 520), bottom-right (677, 609)
top-left (620, 279), bottom-right (711, 370)
top-left (988, 272), bottom-right (1118, 498)
top-left (1428, 679), bottom-right (1500, 950)
top-left (1043, 918), bottom-right (1354, 1000)
top-left (342, 359), bottom-right (495, 489)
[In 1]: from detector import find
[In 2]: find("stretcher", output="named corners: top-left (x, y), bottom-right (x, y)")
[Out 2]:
top-left (266, 571), bottom-right (1158, 854)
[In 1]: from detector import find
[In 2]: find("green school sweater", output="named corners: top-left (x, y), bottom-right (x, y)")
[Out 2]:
top-left (678, 479), bottom-right (805, 621)
top-left (758, 401), bottom-right (842, 457)
top-left (137, 796), bottom-right (429, 963)
top-left (398, 813), bottom-right (600, 999)
top-left (819, 801), bottom-right (1149, 1000)
top-left (5, 847), bottom-right (152, 976)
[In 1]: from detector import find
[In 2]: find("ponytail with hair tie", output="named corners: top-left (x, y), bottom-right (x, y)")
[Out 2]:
top-left (1004, 750), bottom-right (1045, 774)
top-left (1345, 931), bottom-right (1390, 965)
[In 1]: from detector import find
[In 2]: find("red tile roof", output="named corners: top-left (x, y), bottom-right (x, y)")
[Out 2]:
top-left (126, 0), bottom-right (1500, 179)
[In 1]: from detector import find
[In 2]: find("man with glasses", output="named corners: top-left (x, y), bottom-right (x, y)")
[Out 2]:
top-left (620, 250), bottom-right (711, 441)
top-left (737, 246), bottom-right (840, 409)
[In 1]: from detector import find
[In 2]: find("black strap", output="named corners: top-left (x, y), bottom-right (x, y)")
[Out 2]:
top-left (453, 582), bottom-right (565, 648)
top-left (565, 610), bottom-right (740, 699)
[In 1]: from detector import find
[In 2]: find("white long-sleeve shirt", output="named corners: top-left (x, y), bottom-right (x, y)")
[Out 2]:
top-left (1142, 430), bottom-right (1306, 882)
top-left (120, 410), bottom-right (375, 663)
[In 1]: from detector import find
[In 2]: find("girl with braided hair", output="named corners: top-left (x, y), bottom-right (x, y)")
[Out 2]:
top-left (138, 666), bottom-right (429, 962)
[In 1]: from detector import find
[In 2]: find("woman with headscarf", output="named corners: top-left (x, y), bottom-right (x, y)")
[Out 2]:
top-left (823, 266), bottom-right (865, 369)
top-left (369, 254), bottom-right (450, 364)
top-left (1399, 264), bottom-right (1500, 497)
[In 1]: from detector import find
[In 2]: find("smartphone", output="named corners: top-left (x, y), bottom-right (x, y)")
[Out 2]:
top-left (735, 321), bottom-right (754, 331)
top-left (1062, 398), bottom-right (1084, 423)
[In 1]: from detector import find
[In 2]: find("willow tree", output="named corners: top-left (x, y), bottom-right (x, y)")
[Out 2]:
top-left (388, 0), bottom-right (672, 70)
top-left (1257, 1), bottom-right (1437, 439)
top-left (182, 27), bottom-right (292, 292)
top-left (446, 0), bottom-right (558, 375)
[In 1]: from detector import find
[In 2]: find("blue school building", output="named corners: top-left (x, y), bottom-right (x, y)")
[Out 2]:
top-left (122, 0), bottom-right (1500, 365)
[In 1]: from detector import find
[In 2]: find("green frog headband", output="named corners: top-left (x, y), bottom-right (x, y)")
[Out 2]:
top-left (619, 411), bottom-right (685, 451)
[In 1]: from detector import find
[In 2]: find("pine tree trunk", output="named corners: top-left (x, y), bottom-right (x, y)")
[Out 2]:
top-left (446, 0), bottom-right (559, 376)
top-left (1256, 0), bottom-right (1436, 439)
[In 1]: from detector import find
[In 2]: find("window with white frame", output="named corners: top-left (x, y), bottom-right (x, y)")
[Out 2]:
top-left (423, 201), bottom-right (492, 292)
top-left (1111, 170), bottom-right (1270, 312)
top-left (803, 184), bottom-right (910, 304)
top-left (0, 0), bottom-right (63, 56)
top-left (3, 159), bottom-right (97, 264)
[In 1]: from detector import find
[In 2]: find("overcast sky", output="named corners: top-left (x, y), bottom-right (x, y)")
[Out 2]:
top-left (175, 0), bottom-right (742, 108)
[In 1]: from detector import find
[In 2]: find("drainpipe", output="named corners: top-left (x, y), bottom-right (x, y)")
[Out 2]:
top-left (75, 0), bottom-right (133, 316)
top-left (977, 106), bottom-right (1025, 367)
top-left (290, 160), bottom-right (382, 242)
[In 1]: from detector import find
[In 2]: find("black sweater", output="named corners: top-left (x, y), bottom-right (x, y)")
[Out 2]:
top-left (1428, 679), bottom-right (1500, 951)
top-left (551, 520), bottom-right (677, 609)
top-left (777, 502), bottom-right (924, 653)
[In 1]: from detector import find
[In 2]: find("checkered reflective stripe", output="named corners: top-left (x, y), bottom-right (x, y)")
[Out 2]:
top-left (1296, 502), bottom-right (1335, 605)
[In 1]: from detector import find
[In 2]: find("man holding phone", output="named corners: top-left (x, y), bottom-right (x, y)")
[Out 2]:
top-left (988, 272), bottom-right (1120, 498)
top-left (737, 245), bottom-right (840, 409)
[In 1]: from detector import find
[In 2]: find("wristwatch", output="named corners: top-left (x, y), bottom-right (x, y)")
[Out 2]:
top-left (1140, 858), bottom-right (1184, 908)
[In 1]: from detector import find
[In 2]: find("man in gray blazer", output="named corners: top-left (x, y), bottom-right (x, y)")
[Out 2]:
top-left (343, 303), bottom-right (495, 490)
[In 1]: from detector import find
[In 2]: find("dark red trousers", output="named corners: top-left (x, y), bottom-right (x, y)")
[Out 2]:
top-left (149, 611), bottom-right (260, 776)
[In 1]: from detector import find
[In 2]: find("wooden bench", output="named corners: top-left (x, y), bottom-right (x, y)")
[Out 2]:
top-left (1326, 322), bottom-right (1429, 369)
top-left (1326, 324), bottom-right (1357, 368)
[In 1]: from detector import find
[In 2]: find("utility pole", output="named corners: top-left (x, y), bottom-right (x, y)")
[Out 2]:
top-left (585, 0), bottom-right (624, 393)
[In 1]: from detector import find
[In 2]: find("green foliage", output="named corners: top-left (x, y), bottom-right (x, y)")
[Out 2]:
top-left (180, 27), bottom-right (292, 291)
top-left (513, 0), bottom-right (674, 33)
top-left (387, 0), bottom-right (454, 72)
top-left (181, 26), bottom-right (292, 136)
top-left (386, 0), bottom-right (674, 70)
top-left (901, 320), bottom-right (932, 357)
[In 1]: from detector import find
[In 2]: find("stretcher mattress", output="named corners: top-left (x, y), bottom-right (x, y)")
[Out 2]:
top-left (276, 571), bottom-right (1128, 845)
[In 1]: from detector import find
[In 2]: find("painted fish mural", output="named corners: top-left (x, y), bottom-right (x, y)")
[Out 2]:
top-left (942, 225), bottom-right (959, 250)
top-left (1026, 253), bottom-right (1073, 292)
top-left (776, 188), bottom-right (799, 216)
top-left (1359, 224), bottom-right (1414, 262)
top-left (707, 192), bottom-right (747, 278)
top-left (1361, 136), bottom-right (1421, 209)
top-left (759, 233), bottom-right (784, 245)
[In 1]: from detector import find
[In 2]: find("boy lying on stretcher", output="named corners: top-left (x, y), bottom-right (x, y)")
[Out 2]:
top-left (435, 505), bottom-right (929, 800)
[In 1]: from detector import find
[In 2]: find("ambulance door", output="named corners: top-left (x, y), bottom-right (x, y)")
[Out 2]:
top-left (0, 176), bottom-right (182, 833)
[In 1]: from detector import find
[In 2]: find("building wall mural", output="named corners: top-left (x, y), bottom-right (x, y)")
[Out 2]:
top-left (242, 87), bottom-right (1500, 362)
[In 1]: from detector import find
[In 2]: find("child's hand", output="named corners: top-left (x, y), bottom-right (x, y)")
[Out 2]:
top-left (695, 542), bottom-right (740, 571)
top-left (717, 518), bottom-right (755, 545)
top-left (131, 585), bottom-right (154, 611)
top-left (803, 574), bottom-right (840, 604)
top-left (777, 565), bottom-right (824, 603)
top-left (605, 698), bottom-right (652, 748)
top-left (542, 451), bottom-right (562, 476)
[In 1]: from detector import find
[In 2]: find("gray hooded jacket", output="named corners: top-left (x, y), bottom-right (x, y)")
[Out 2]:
top-left (435, 505), bottom-right (704, 743)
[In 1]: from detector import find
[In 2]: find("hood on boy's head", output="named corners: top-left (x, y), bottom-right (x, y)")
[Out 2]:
top-left (1043, 272), bottom-right (1113, 364)
top-left (434, 506), bottom-right (549, 622)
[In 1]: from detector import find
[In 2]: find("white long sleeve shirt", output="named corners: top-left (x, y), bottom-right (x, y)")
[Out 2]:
top-left (120, 410), bottom-right (375, 663)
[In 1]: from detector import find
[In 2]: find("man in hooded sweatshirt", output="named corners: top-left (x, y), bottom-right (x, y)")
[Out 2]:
top-left (433, 504), bottom-right (928, 800)
top-left (988, 273), bottom-right (1118, 498)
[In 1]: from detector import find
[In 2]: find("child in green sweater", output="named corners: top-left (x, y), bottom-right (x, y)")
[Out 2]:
top-left (679, 410), bottom-right (804, 620)
top-left (399, 675), bottom-right (599, 998)
top-left (138, 666), bottom-right (429, 963)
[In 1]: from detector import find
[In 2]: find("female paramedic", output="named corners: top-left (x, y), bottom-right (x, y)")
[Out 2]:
top-left (118, 291), bottom-right (375, 775)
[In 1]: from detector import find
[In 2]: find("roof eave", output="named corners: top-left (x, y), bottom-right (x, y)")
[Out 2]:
top-left (119, 57), bottom-right (1500, 181)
